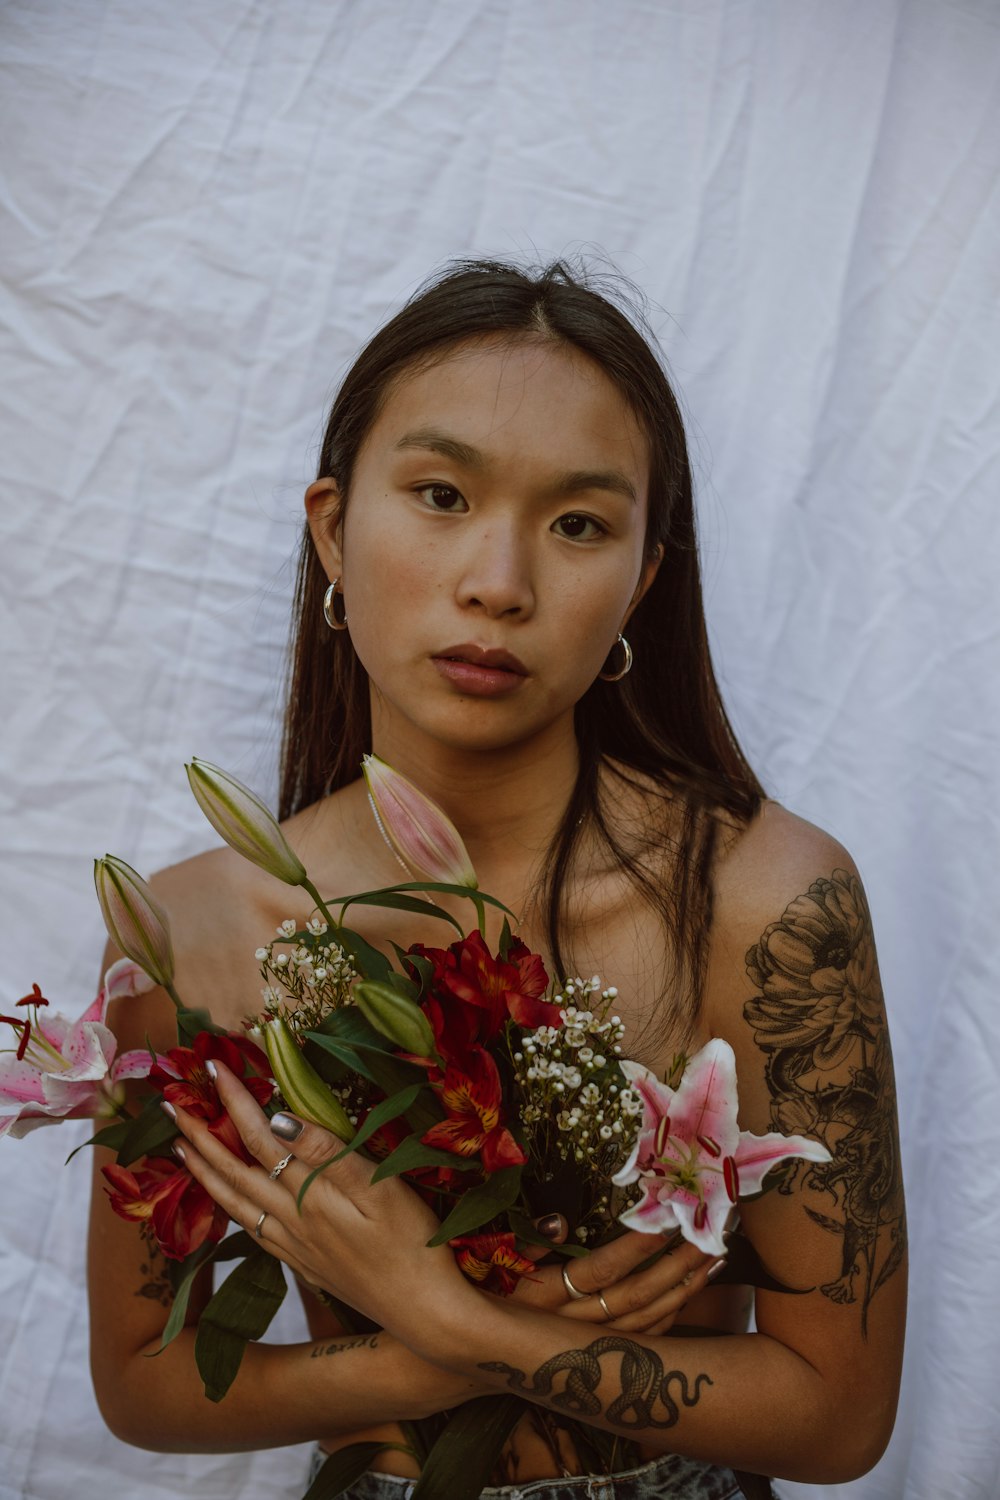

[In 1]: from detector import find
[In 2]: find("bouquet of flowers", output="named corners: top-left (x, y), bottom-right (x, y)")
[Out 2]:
top-left (1, 756), bottom-right (829, 1500)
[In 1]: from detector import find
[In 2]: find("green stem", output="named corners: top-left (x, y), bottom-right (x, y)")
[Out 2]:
top-left (163, 980), bottom-right (187, 1012)
top-left (300, 877), bottom-right (339, 931)
top-left (470, 892), bottom-right (487, 938)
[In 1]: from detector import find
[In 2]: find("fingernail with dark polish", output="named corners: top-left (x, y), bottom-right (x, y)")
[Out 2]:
top-left (205, 1060), bottom-right (218, 1080)
top-left (271, 1112), bottom-right (304, 1141)
top-left (707, 1257), bottom-right (727, 1281)
top-left (537, 1214), bottom-right (563, 1240)
top-left (161, 1100), bottom-right (177, 1120)
top-left (172, 1141), bottom-right (186, 1163)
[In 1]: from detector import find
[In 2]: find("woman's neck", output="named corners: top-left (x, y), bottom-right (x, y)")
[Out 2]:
top-left (369, 711), bottom-right (581, 883)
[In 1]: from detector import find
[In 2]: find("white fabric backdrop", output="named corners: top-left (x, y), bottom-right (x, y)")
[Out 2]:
top-left (1, 2), bottom-right (998, 1497)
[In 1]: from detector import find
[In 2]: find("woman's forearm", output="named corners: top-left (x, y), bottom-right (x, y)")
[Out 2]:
top-left (96, 1326), bottom-right (483, 1453)
top-left (412, 1296), bottom-right (883, 1486)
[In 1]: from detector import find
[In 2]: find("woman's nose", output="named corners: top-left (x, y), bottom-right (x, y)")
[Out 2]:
top-left (454, 523), bottom-right (535, 619)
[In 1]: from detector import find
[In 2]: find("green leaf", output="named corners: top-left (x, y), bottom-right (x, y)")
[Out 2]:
top-left (194, 1246), bottom-right (287, 1401)
top-left (175, 1004), bottom-right (222, 1043)
top-left (329, 880), bottom-right (514, 918)
top-left (426, 1166), bottom-right (523, 1246)
top-left (151, 1240), bottom-right (219, 1354)
top-left (304, 1442), bottom-right (416, 1500)
top-left (64, 1119), bottom-right (131, 1164)
top-left (332, 926), bottom-right (392, 982)
top-left (410, 1396), bottom-right (524, 1500)
top-left (385, 968), bottom-right (419, 1001)
top-left (313, 1006), bottom-right (387, 1048)
top-left (293, 1086), bottom-right (423, 1211)
top-left (334, 1085), bottom-right (422, 1158)
top-left (497, 916), bottom-right (513, 960)
top-left (303, 1033), bottom-right (380, 1084)
top-left (370, 1131), bottom-right (482, 1184)
top-left (118, 1092), bottom-right (177, 1166)
top-left (392, 945), bottom-right (433, 996)
top-left (153, 1229), bottom-right (257, 1348)
top-left (339, 891), bottom-right (465, 935)
top-left (391, 880), bottom-right (515, 914)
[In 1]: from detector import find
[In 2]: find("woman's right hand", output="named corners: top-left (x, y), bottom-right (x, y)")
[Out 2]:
top-left (511, 1222), bottom-right (722, 1336)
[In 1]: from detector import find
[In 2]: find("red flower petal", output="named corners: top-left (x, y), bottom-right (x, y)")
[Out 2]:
top-left (481, 1126), bottom-right (528, 1172)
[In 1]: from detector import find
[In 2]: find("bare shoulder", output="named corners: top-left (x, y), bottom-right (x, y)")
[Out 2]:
top-left (711, 798), bottom-right (860, 940)
top-left (703, 796), bottom-right (886, 1118)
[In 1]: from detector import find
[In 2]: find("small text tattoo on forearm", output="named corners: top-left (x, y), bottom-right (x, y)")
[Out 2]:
top-left (480, 1337), bottom-right (712, 1430)
top-left (310, 1334), bottom-right (380, 1359)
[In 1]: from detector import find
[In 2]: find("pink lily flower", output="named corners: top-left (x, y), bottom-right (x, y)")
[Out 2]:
top-left (613, 1038), bottom-right (831, 1257)
top-left (362, 754), bottom-right (477, 887)
top-left (94, 855), bottom-right (175, 990)
top-left (0, 959), bottom-right (159, 1139)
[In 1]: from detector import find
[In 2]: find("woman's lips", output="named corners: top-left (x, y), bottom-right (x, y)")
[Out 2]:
top-left (431, 646), bottom-right (528, 697)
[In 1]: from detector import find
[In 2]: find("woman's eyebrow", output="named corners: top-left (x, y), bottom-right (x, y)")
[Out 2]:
top-left (394, 426), bottom-right (637, 502)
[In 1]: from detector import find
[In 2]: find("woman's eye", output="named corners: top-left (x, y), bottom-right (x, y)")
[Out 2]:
top-left (554, 513), bottom-right (605, 540)
top-left (414, 483), bottom-right (467, 512)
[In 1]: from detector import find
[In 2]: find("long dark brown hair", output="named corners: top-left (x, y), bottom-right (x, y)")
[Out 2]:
top-left (279, 258), bottom-right (764, 1044)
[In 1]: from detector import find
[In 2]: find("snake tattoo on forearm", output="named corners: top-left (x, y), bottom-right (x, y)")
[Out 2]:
top-left (479, 1336), bottom-right (712, 1430)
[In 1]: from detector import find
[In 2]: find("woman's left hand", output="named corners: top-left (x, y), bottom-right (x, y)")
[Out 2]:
top-left (168, 1060), bottom-right (469, 1339)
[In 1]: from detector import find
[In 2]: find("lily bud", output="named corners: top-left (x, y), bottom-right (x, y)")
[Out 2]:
top-left (353, 980), bottom-right (438, 1059)
top-left (362, 754), bottom-right (477, 888)
top-left (94, 856), bottom-right (175, 990)
top-left (186, 759), bottom-right (306, 886)
top-left (262, 1016), bottom-right (353, 1141)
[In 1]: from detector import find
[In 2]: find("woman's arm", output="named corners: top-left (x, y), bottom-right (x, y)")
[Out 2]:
top-left (87, 920), bottom-right (480, 1453)
top-left (430, 826), bottom-right (907, 1484)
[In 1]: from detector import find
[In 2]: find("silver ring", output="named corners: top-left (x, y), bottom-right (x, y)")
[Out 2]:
top-left (561, 1263), bottom-right (588, 1300)
top-left (597, 1291), bottom-right (614, 1321)
top-left (268, 1152), bottom-right (294, 1180)
top-left (254, 1210), bottom-right (267, 1239)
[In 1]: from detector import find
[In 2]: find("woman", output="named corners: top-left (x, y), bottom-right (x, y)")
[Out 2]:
top-left (88, 260), bottom-right (906, 1497)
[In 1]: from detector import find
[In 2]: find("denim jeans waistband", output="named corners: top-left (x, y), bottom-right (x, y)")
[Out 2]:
top-left (307, 1448), bottom-right (747, 1499)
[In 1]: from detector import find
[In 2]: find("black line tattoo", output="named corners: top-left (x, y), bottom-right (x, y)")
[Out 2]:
top-left (135, 1222), bottom-right (173, 1308)
top-left (480, 1337), bottom-right (712, 1430)
top-left (310, 1334), bottom-right (379, 1359)
top-left (743, 868), bottom-right (906, 1336)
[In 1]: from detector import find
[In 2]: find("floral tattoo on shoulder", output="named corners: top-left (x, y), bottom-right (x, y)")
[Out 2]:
top-left (743, 868), bottom-right (906, 1335)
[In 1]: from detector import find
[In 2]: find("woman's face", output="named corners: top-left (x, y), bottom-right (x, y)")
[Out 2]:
top-left (307, 335), bottom-right (660, 759)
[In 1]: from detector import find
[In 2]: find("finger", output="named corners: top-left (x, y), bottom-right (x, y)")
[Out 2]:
top-left (169, 1099), bottom-right (297, 1229)
top-left (173, 1133), bottom-right (312, 1282)
top-left (566, 1255), bottom-right (717, 1334)
top-left (557, 1229), bottom-right (677, 1295)
top-left (209, 1062), bottom-right (375, 1197)
top-left (192, 1058), bottom-right (292, 1174)
top-left (519, 1214), bottom-right (569, 1265)
top-left (557, 1241), bottom-right (712, 1323)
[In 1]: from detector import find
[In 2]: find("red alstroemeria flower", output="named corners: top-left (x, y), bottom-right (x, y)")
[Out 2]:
top-left (361, 1108), bottom-right (463, 1196)
top-left (149, 1031), bottom-right (272, 1162)
top-left (450, 1231), bottom-right (537, 1296)
top-left (408, 931), bottom-right (555, 1046)
top-left (421, 1045), bottom-right (526, 1172)
top-left (102, 1156), bottom-right (227, 1260)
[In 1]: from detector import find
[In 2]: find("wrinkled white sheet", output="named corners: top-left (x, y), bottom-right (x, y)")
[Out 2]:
top-left (1, 2), bottom-right (998, 1498)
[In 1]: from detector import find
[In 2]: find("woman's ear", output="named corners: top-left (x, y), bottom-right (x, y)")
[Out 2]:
top-left (624, 543), bottom-right (664, 626)
top-left (304, 478), bottom-right (344, 581)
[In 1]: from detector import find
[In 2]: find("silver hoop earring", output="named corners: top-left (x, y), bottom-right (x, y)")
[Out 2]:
top-left (322, 579), bottom-right (348, 631)
top-left (599, 633), bottom-right (632, 682)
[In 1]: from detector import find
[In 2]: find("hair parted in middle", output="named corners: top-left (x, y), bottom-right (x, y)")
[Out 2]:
top-left (280, 256), bottom-right (764, 1046)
